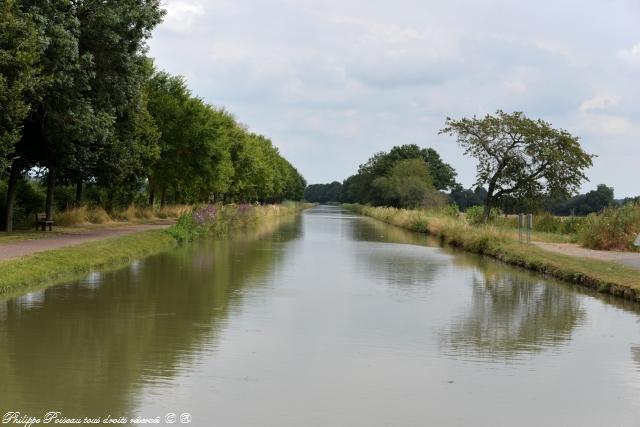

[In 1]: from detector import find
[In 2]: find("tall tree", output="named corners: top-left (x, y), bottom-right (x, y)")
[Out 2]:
top-left (370, 158), bottom-right (438, 208)
top-left (0, 0), bottom-right (41, 173)
top-left (440, 110), bottom-right (594, 222)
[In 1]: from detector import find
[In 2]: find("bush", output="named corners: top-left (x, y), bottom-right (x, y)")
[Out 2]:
top-left (534, 212), bottom-right (564, 233)
top-left (465, 205), bottom-right (503, 225)
top-left (579, 202), bottom-right (640, 251)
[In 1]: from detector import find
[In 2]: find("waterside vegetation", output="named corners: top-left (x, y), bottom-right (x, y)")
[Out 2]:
top-left (344, 204), bottom-right (640, 300)
top-left (0, 202), bottom-right (309, 295)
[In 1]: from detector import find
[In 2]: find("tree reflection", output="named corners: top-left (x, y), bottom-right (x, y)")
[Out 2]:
top-left (632, 346), bottom-right (640, 372)
top-left (0, 216), bottom-right (300, 417)
top-left (440, 264), bottom-right (584, 360)
top-left (351, 216), bottom-right (446, 291)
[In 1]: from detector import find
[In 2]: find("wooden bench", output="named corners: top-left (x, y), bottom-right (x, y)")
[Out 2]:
top-left (35, 212), bottom-right (54, 231)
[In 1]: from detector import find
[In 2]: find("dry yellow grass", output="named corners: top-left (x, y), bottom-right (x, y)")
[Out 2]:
top-left (54, 205), bottom-right (191, 226)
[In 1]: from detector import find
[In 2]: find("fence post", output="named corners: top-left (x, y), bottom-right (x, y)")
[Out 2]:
top-left (527, 214), bottom-right (533, 244)
top-left (518, 213), bottom-right (524, 242)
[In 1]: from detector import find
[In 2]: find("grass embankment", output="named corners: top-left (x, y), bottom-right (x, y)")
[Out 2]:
top-left (0, 203), bottom-right (308, 295)
top-left (344, 204), bottom-right (640, 301)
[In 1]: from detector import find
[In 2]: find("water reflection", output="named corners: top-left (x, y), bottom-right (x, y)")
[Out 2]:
top-left (0, 216), bottom-right (300, 417)
top-left (633, 346), bottom-right (640, 372)
top-left (440, 263), bottom-right (584, 361)
top-left (2, 206), bottom-right (640, 426)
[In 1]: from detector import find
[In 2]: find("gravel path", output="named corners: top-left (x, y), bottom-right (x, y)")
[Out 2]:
top-left (533, 242), bottom-right (640, 270)
top-left (0, 224), bottom-right (172, 261)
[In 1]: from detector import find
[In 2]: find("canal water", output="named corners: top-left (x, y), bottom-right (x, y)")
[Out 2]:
top-left (1, 206), bottom-right (640, 426)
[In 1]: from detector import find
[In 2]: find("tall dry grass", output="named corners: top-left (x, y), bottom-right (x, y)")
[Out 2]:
top-left (344, 204), bottom-right (509, 253)
top-left (579, 203), bottom-right (640, 251)
top-left (54, 205), bottom-right (190, 226)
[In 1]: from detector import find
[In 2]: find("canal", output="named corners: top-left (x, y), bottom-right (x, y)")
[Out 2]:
top-left (1, 205), bottom-right (640, 426)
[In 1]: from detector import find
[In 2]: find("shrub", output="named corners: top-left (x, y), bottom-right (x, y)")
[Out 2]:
top-left (55, 206), bottom-right (113, 226)
top-left (86, 207), bottom-right (111, 224)
top-left (534, 212), bottom-right (564, 233)
top-left (55, 207), bottom-right (89, 226)
top-left (465, 205), bottom-right (503, 225)
top-left (579, 202), bottom-right (640, 251)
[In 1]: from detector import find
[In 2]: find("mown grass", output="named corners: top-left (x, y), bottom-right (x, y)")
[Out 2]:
top-left (0, 202), bottom-right (310, 295)
top-left (0, 230), bottom-right (177, 295)
top-left (344, 204), bottom-right (640, 300)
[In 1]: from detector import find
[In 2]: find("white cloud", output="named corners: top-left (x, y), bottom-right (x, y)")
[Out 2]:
top-left (579, 95), bottom-right (620, 113)
top-left (618, 42), bottom-right (640, 66)
top-left (150, 0), bottom-right (640, 197)
top-left (162, 1), bottom-right (205, 33)
top-left (579, 113), bottom-right (640, 138)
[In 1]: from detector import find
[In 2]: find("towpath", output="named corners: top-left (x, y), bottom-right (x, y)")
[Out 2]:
top-left (533, 242), bottom-right (640, 270)
top-left (0, 223), bottom-right (172, 261)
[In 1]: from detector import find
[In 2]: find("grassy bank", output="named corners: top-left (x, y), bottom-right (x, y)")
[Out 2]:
top-left (0, 203), bottom-right (308, 295)
top-left (344, 204), bottom-right (640, 301)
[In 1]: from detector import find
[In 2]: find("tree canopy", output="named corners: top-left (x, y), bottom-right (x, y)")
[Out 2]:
top-left (337, 144), bottom-right (456, 208)
top-left (440, 111), bottom-right (594, 221)
top-left (0, 2), bottom-right (305, 231)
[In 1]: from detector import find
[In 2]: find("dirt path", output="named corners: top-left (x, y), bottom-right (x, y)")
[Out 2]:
top-left (533, 242), bottom-right (640, 270)
top-left (0, 224), bottom-right (172, 261)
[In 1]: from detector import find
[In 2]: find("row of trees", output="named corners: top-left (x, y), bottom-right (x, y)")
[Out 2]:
top-left (1, 1), bottom-right (304, 231)
top-left (306, 112), bottom-right (597, 221)
top-left (305, 145), bottom-right (456, 209)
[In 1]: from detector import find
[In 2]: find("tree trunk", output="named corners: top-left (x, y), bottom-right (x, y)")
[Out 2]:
top-left (148, 180), bottom-right (155, 206)
top-left (3, 161), bottom-right (22, 232)
top-left (75, 180), bottom-right (84, 207)
top-left (482, 189), bottom-right (496, 223)
top-left (45, 167), bottom-right (56, 221)
top-left (160, 187), bottom-right (166, 208)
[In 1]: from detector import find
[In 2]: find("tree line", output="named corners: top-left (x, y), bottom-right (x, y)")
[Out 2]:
top-left (305, 111), bottom-right (630, 220)
top-left (0, 1), bottom-right (305, 231)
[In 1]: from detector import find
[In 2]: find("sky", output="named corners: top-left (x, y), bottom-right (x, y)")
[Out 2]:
top-left (149, 0), bottom-right (640, 198)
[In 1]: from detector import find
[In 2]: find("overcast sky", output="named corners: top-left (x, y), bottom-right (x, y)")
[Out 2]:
top-left (149, 0), bottom-right (640, 197)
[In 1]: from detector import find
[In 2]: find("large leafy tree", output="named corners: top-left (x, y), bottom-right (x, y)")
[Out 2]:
top-left (344, 144), bottom-right (458, 205)
top-left (3, 0), bottom-right (163, 230)
top-left (370, 158), bottom-right (438, 208)
top-left (304, 182), bottom-right (343, 203)
top-left (3, 0), bottom-right (89, 230)
top-left (0, 0), bottom-right (41, 173)
top-left (146, 72), bottom-right (234, 205)
top-left (359, 144), bottom-right (457, 192)
top-left (440, 110), bottom-right (594, 222)
top-left (65, 1), bottom-right (164, 204)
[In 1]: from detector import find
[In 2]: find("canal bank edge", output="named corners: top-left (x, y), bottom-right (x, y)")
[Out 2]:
top-left (344, 204), bottom-right (640, 302)
top-left (0, 204), bottom-right (309, 296)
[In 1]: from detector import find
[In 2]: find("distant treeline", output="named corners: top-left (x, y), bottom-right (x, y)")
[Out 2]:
top-left (305, 144), bottom-right (633, 216)
top-left (1, 1), bottom-right (305, 231)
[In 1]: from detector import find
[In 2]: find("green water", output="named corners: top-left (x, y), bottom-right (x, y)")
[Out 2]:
top-left (1, 206), bottom-right (640, 426)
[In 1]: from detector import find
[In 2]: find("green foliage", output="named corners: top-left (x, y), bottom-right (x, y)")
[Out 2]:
top-left (0, 178), bottom-right (45, 228)
top-left (579, 202), bottom-right (640, 251)
top-left (370, 158), bottom-right (440, 208)
top-left (1, 3), bottom-right (304, 231)
top-left (465, 205), bottom-right (503, 225)
top-left (341, 144), bottom-right (457, 206)
top-left (146, 73), bottom-right (305, 205)
top-left (304, 181), bottom-right (343, 203)
top-left (167, 203), bottom-right (306, 243)
top-left (441, 110), bottom-right (594, 222)
top-left (340, 145), bottom-right (455, 208)
top-left (0, 0), bottom-right (42, 171)
top-left (530, 212), bottom-right (585, 235)
top-left (551, 184), bottom-right (614, 216)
